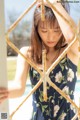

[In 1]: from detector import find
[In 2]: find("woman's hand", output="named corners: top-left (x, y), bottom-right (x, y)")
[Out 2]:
top-left (37, 0), bottom-right (58, 5)
top-left (0, 87), bottom-right (9, 104)
top-left (37, 0), bottom-right (59, 10)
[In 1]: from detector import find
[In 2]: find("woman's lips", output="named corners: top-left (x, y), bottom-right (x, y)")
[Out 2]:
top-left (47, 41), bottom-right (55, 44)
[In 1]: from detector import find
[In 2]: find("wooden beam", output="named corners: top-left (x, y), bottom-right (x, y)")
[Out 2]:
top-left (0, 0), bottom-right (9, 119)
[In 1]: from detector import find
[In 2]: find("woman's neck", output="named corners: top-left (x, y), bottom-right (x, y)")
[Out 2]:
top-left (48, 47), bottom-right (55, 53)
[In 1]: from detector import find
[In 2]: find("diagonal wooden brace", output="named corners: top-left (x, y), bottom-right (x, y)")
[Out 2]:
top-left (46, 0), bottom-right (77, 34)
top-left (71, 113), bottom-right (78, 120)
top-left (5, 0), bottom-right (80, 120)
top-left (9, 77), bottom-right (43, 119)
top-left (46, 75), bottom-right (79, 110)
top-left (6, 34), bottom-right (43, 76)
top-left (42, 49), bottom-right (47, 101)
top-left (7, 0), bottom-right (38, 33)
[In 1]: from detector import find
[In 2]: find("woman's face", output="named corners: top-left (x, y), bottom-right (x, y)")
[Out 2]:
top-left (38, 19), bottom-right (62, 48)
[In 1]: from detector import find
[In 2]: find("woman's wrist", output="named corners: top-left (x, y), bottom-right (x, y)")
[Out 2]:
top-left (46, 0), bottom-right (62, 10)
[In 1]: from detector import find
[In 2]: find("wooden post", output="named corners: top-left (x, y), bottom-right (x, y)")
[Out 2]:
top-left (0, 0), bottom-right (9, 120)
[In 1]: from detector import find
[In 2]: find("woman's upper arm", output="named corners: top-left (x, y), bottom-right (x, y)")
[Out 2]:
top-left (67, 33), bottom-right (79, 56)
top-left (50, 2), bottom-right (79, 55)
top-left (14, 47), bottom-right (30, 92)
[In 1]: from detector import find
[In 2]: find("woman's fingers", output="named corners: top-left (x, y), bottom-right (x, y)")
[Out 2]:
top-left (0, 91), bottom-right (9, 94)
top-left (37, 0), bottom-right (51, 8)
top-left (0, 96), bottom-right (8, 104)
top-left (0, 87), bottom-right (9, 104)
top-left (0, 92), bottom-right (8, 97)
top-left (0, 87), bottom-right (9, 93)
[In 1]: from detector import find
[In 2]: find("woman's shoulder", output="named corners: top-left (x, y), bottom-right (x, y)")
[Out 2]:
top-left (20, 46), bottom-right (32, 58)
top-left (67, 51), bottom-right (79, 66)
top-left (60, 44), bottom-right (79, 66)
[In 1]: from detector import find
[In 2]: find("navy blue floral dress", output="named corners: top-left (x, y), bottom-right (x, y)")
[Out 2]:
top-left (29, 56), bottom-right (78, 120)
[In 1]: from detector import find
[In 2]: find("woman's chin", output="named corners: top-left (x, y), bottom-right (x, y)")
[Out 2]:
top-left (47, 44), bottom-right (56, 48)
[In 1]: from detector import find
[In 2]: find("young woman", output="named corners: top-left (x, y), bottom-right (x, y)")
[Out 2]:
top-left (0, 0), bottom-right (79, 120)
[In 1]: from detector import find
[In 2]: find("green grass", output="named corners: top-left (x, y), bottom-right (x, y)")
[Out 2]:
top-left (7, 60), bottom-right (16, 80)
top-left (7, 59), bottom-right (80, 80)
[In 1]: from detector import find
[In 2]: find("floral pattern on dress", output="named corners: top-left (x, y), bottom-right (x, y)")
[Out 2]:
top-left (29, 57), bottom-right (78, 120)
top-left (54, 105), bottom-right (60, 117)
top-left (55, 71), bottom-right (64, 83)
top-left (67, 68), bottom-right (74, 82)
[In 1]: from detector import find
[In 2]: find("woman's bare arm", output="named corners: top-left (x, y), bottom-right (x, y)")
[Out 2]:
top-left (50, 1), bottom-right (79, 56)
top-left (38, 0), bottom-right (79, 56)
top-left (8, 47), bottom-right (30, 98)
top-left (0, 47), bottom-right (30, 104)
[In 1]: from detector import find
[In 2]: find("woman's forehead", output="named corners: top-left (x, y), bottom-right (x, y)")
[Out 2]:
top-left (38, 19), bottom-right (59, 29)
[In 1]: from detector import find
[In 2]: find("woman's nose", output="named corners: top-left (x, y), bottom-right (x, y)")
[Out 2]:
top-left (47, 32), bottom-right (53, 41)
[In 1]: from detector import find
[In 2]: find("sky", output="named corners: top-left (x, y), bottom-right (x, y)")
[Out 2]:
top-left (4, 0), bottom-right (35, 25)
top-left (4, 0), bottom-right (80, 25)
top-left (69, 1), bottom-right (80, 24)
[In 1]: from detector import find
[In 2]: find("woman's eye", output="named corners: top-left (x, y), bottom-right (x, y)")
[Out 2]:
top-left (54, 29), bottom-right (58, 32)
top-left (54, 28), bottom-right (60, 32)
top-left (42, 30), bottom-right (47, 33)
top-left (54, 29), bottom-right (60, 32)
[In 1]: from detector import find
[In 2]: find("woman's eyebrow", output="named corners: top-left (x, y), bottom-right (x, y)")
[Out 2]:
top-left (54, 27), bottom-right (60, 29)
top-left (40, 25), bottom-right (47, 29)
top-left (40, 26), bottom-right (60, 30)
top-left (39, 22), bottom-right (60, 29)
top-left (54, 26), bottom-right (60, 29)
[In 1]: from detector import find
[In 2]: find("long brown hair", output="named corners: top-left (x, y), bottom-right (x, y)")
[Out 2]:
top-left (30, 2), bottom-right (70, 64)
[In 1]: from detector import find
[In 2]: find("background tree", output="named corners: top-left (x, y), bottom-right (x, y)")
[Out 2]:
top-left (6, 10), bottom-right (31, 56)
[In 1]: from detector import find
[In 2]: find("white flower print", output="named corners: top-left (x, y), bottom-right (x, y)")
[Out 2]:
top-left (55, 72), bottom-right (63, 83)
top-left (54, 105), bottom-right (60, 117)
top-left (67, 69), bottom-right (74, 82)
top-left (70, 104), bottom-right (76, 113)
top-left (51, 99), bottom-right (54, 104)
top-left (62, 86), bottom-right (70, 103)
top-left (65, 65), bottom-right (68, 70)
top-left (59, 112), bottom-right (66, 120)
top-left (62, 86), bottom-right (69, 95)
top-left (36, 103), bottom-right (39, 107)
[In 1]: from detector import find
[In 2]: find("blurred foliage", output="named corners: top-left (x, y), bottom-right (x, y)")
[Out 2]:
top-left (6, 10), bottom-right (31, 56)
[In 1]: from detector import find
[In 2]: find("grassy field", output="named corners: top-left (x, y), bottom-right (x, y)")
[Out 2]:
top-left (7, 60), bottom-right (17, 80)
top-left (7, 59), bottom-right (80, 80)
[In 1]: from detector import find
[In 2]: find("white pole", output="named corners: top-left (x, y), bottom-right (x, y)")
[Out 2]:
top-left (0, 0), bottom-right (9, 120)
